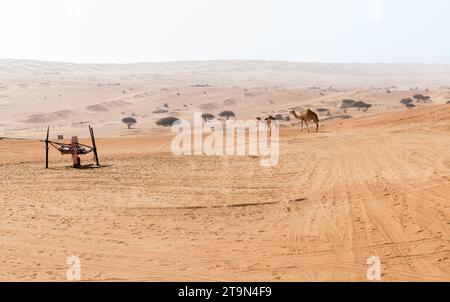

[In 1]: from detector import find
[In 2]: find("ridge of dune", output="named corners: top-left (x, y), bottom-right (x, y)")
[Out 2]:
top-left (2, 59), bottom-right (450, 88)
top-left (335, 104), bottom-right (450, 130)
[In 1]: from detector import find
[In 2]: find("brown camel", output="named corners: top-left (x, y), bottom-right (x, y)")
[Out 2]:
top-left (257, 116), bottom-right (278, 136)
top-left (289, 109), bottom-right (319, 132)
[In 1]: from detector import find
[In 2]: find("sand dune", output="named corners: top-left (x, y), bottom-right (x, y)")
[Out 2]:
top-left (0, 104), bottom-right (449, 281)
top-left (0, 60), bottom-right (449, 281)
top-left (1, 60), bottom-right (449, 139)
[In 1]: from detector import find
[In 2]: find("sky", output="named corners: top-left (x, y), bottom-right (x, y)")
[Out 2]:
top-left (0, 0), bottom-right (449, 64)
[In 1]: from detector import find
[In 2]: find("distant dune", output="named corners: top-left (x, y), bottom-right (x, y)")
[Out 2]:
top-left (1, 59), bottom-right (450, 88)
top-left (0, 59), bottom-right (449, 139)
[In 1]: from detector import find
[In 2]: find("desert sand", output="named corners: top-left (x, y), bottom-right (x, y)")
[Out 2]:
top-left (0, 60), bottom-right (449, 281)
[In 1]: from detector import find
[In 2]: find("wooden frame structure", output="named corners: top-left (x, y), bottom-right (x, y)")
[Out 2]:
top-left (42, 126), bottom-right (100, 168)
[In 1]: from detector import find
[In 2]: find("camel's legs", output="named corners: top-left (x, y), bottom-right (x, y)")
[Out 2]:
top-left (301, 120), bottom-right (304, 132)
top-left (315, 121), bottom-right (319, 132)
top-left (305, 120), bottom-right (310, 132)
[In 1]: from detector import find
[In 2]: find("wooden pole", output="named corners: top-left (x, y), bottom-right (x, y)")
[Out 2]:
top-left (45, 126), bottom-right (49, 169)
top-left (89, 126), bottom-right (100, 166)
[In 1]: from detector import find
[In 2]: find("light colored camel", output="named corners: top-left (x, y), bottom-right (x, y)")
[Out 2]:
top-left (289, 109), bottom-right (319, 132)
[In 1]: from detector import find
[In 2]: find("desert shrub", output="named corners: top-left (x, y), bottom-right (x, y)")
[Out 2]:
top-left (413, 94), bottom-right (431, 103)
top-left (341, 99), bottom-right (356, 108)
top-left (201, 113), bottom-right (215, 122)
top-left (353, 101), bottom-right (373, 112)
top-left (122, 117), bottom-right (137, 129)
top-left (153, 109), bottom-right (169, 114)
top-left (405, 103), bottom-right (416, 108)
top-left (447, 101), bottom-right (450, 104)
top-left (219, 111), bottom-right (236, 120)
top-left (156, 116), bottom-right (179, 127)
top-left (400, 98), bottom-right (414, 106)
top-left (163, 103), bottom-right (169, 108)
top-left (340, 100), bottom-right (372, 112)
top-left (317, 108), bottom-right (330, 115)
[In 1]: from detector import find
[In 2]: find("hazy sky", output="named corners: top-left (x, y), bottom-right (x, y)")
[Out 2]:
top-left (0, 0), bottom-right (448, 63)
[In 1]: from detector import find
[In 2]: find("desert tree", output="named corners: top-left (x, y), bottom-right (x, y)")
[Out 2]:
top-left (156, 116), bottom-right (180, 127)
top-left (413, 94), bottom-right (431, 103)
top-left (274, 114), bottom-right (284, 120)
top-left (201, 113), bottom-right (215, 122)
top-left (219, 111), bottom-right (236, 120)
top-left (353, 101), bottom-right (373, 112)
top-left (122, 117), bottom-right (137, 129)
top-left (400, 98), bottom-right (414, 106)
top-left (340, 99), bottom-right (356, 109)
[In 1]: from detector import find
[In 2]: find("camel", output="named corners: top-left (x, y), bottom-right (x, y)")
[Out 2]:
top-left (289, 109), bottom-right (319, 132)
top-left (257, 116), bottom-right (278, 136)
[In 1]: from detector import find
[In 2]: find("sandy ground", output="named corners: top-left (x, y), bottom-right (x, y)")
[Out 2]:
top-left (1, 104), bottom-right (449, 281)
top-left (0, 60), bottom-right (449, 281)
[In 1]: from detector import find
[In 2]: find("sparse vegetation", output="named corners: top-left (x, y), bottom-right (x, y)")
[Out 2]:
top-left (219, 111), bottom-right (236, 120)
top-left (191, 84), bottom-right (211, 88)
top-left (201, 113), bottom-right (215, 122)
top-left (400, 98), bottom-right (414, 106)
top-left (413, 94), bottom-right (432, 103)
top-left (274, 114), bottom-right (284, 120)
top-left (153, 109), bottom-right (169, 114)
top-left (340, 99), bottom-right (356, 108)
top-left (353, 101), bottom-right (373, 112)
top-left (122, 117), bottom-right (137, 129)
top-left (340, 100), bottom-right (372, 112)
top-left (156, 116), bottom-right (180, 127)
top-left (317, 108), bottom-right (330, 115)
